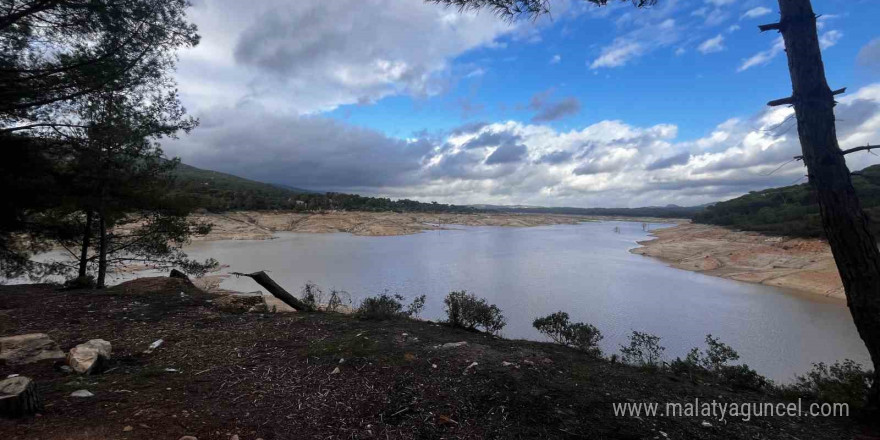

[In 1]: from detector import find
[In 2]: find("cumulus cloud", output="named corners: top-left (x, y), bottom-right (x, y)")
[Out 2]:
top-left (174, 0), bottom-right (513, 114)
top-left (819, 30), bottom-right (843, 50)
top-left (742, 7), bottom-right (772, 20)
top-left (698, 35), bottom-right (725, 54)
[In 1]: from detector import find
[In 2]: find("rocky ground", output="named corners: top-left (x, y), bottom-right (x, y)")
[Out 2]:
top-left (632, 223), bottom-right (844, 300)
top-left (188, 211), bottom-right (679, 241)
top-left (1, 278), bottom-right (875, 439)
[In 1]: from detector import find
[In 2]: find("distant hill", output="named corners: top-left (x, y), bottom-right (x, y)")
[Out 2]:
top-left (693, 164), bottom-right (880, 238)
top-left (170, 163), bottom-right (478, 214)
top-left (171, 163), bottom-right (311, 211)
top-left (477, 204), bottom-right (705, 219)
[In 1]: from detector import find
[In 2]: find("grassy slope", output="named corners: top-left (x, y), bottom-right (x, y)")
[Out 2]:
top-left (0, 279), bottom-right (873, 439)
top-left (694, 164), bottom-right (880, 237)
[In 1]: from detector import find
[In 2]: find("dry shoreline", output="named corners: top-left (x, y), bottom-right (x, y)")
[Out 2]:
top-left (631, 223), bottom-right (844, 300)
top-left (191, 210), bottom-right (682, 241)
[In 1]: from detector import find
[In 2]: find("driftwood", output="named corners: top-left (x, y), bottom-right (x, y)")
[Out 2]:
top-left (230, 271), bottom-right (313, 312)
top-left (0, 376), bottom-right (41, 418)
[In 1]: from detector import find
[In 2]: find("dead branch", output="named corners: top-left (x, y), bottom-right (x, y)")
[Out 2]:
top-left (230, 271), bottom-right (314, 312)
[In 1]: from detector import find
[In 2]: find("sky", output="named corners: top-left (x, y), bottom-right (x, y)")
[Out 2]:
top-left (165, 0), bottom-right (880, 208)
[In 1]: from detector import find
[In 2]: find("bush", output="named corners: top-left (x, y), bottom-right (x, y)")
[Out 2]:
top-left (669, 335), bottom-right (769, 391)
top-left (63, 275), bottom-right (96, 290)
top-left (357, 292), bottom-right (426, 321)
top-left (325, 289), bottom-right (351, 313)
top-left (301, 281), bottom-right (322, 309)
top-left (620, 331), bottom-right (665, 368)
top-left (443, 290), bottom-right (506, 335)
top-left (533, 311), bottom-right (603, 355)
top-left (405, 294), bottom-right (427, 318)
top-left (782, 360), bottom-right (873, 409)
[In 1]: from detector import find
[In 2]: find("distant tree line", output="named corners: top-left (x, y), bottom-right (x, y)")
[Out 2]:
top-left (693, 165), bottom-right (880, 238)
top-left (170, 163), bottom-right (480, 214)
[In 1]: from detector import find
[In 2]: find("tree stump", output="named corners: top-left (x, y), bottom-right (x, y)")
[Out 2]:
top-left (0, 376), bottom-right (41, 417)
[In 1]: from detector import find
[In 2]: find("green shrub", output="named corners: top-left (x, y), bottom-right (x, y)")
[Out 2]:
top-left (405, 294), bottom-right (427, 318)
top-left (670, 335), bottom-right (769, 391)
top-left (619, 331), bottom-right (665, 368)
top-left (443, 290), bottom-right (506, 335)
top-left (532, 311), bottom-right (603, 355)
top-left (782, 360), bottom-right (873, 409)
top-left (357, 292), bottom-right (426, 321)
top-left (301, 281), bottom-right (322, 309)
top-left (63, 275), bottom-right (96, 290)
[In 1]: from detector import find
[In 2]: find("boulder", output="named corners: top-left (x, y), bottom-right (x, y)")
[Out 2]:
top-left (0, 333), bottom-right (65, 366)
top-left (67, 339), bottom-right (112, 374)
top-left (436, 341), bottom-right (468, 350)
top-left (0, 376), bottom-right (41, 417)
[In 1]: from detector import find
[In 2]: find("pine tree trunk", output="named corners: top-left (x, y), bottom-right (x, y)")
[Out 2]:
top-left (78, 211), bottom-right (92, 278)
top-left (776, 0), bottom-right (880, 405)
top-left (96, 213), bottom-right (107, 288)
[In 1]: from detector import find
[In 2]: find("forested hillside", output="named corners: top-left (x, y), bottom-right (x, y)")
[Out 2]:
top-left (693, 165), bottom-right (880, 238)
top-left (171, 163), bottom-right (479, 213)
top-left (482, 205), bottom-right (705, 219)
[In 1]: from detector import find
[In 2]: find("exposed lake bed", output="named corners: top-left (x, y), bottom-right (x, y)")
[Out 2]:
top-left (179, 218), bottom-right (868, 382)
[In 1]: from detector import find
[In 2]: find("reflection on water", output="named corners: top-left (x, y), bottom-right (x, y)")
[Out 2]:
top-left (175, 220), bottom-right (869, 382)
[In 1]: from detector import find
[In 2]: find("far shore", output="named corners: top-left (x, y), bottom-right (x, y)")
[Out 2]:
top-left (630, 223), bottom-right (844, 300)
top-left (189, 210), bottom-right (685, 241)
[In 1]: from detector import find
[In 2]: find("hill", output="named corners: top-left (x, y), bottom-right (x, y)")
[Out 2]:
top-left (171, 163), bottom-right (479, 213)
top-left (478, 204), bottom-right (705, 219)
top-left (693, 164), bottom-right (880, 238)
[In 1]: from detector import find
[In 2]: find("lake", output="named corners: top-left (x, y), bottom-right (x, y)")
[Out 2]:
top-left (175, 220), bottom-right (869, 382)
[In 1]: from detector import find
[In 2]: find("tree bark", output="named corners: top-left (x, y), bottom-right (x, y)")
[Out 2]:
top-left (774, 0), bottom-right (880, 405)
top-left (0, 376), bottom-right (41, 418)
top-left (96, 212), bottom-right (107, 288)
top-left (78, 211), bottom-right (92, 278)
top-left (231, 271), bottom-right (314, 312)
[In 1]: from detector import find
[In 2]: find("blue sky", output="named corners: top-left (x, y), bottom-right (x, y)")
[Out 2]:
top-left (167, 0), bottom-right (880, 207)
top-left (329, 0), bottom-right (878, 140)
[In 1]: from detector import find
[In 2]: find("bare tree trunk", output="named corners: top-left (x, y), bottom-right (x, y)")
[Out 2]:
top-left (771, 0), bottom-right (880, 405)
top-left (77, 211), bottom-right (92, 278)
top-left (230, 271), bottom-right (314, 312)
top-left (96, 212), bottom-right (107, 288)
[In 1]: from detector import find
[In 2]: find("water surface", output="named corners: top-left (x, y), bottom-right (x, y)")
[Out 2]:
top-left (180, 221), bottom-right (870, 382)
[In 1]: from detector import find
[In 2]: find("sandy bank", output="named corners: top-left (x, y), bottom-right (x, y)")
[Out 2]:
top-left (631, 223), bottom-right (844, 299)
top-left (191, 210), bottom-right (681, 241)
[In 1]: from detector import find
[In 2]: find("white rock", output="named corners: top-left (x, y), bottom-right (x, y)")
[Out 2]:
top-left (463, 362), bottom-right (478, 375)
top-left (67, 340), bottom-right (112, 374)
top-left (330, 367), bottom-right (340, 375)
top-left (70, 389), bottom-right (94, 398)
top-left (178, 436), bottom-right (198, 440)
top-left (501, 361), bottom-right (514, 367)
top-left (144, 339), bottom-right (164, 354)
top-left (0, 333), bottom-right (65, 365)
top-left (701, 421), bottom-right (713, 428)
top-left (437, 341), bottom-right (468, 349)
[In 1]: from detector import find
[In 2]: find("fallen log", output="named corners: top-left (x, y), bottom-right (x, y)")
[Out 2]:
top-left (230, 271), bottom-right (313, 312)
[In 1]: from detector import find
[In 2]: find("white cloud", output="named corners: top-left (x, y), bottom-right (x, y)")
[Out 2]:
top-left (820, 30), bottom-right (843, 50)
top-left (590, 40), bottom-right (644, 69)
top-left (738, 37), bottom-right (785, 72)
top-left (174, 0), bottom-right (514, 115)
top-left (698, 35), bottom-right (725, 54)
top-left (742, 7), bottom-right (772, 19)
top-left (166, 84), bottom-right (880, 208)
top-left (550, 54), bottom-right (561, 64)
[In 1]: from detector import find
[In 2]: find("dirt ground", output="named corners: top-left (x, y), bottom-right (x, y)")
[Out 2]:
top-left (189, 211), bottom-right (680, 241)
top-left (1, 278), bottom-right (874, 439)
top-left (632, 223), bottom-right (844, 299)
